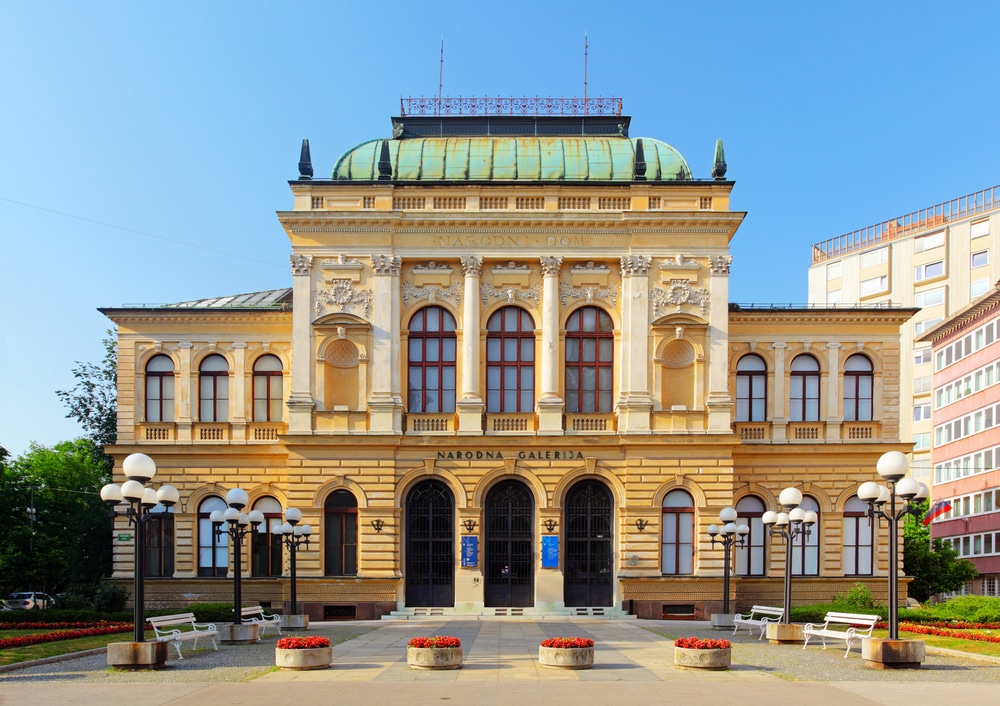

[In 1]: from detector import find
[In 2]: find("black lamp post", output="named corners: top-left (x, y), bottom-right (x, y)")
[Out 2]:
top-left (273, 507), bottom-right (312, 615)
top-left (707, 506), bottom-right (748, 616)
top-left (858, 451), bottom-right (928, 640)
top-left (100, 453), bottom-right (179, 643)
top-left (762, 487), bottom-right (817, 624)
top-left (210, 488), bottom-right (262, 624)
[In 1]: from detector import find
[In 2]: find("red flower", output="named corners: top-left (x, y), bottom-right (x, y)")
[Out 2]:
top-left (276, 636), bottom-right (330, 649)
top-left (540, 636), bottom-right (594, 649)
top-left (408, 635), bottom-right (461, 648)
top-left (674, 636), bottom-right (731, 650)
top-left (0, 623), bottom-right (133, 649)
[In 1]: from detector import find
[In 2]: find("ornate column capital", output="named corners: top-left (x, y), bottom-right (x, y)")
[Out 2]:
top-left (539, 256), bottom-right (563, 277)
top-left (460, 255), bottom-right (483, 277)
top-left (370, 254), bottom-right (402, 276)
top-left (290, 254), bottom-right (313, 276)
top-left (709, 255), bottom-right (732, 276)
top-left (620, 255), bottom-right (651, 276)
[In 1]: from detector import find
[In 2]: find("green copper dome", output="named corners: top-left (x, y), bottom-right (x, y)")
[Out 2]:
top-left (332, 135), bottom-right (692, 182)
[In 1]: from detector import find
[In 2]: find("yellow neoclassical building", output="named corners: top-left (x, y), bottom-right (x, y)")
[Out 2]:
top-left (102, 98), bottom-right (916, 620)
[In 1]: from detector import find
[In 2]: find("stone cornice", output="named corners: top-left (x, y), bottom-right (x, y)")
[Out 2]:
top-left (101, 310), bottom-right (292, 325)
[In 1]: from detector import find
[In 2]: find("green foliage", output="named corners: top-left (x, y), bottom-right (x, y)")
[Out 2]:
top-left (55, 330), bottom-right (118, 468)
top-left (833, 582), bottom-right (880, 610)
top-left (901, 596), bottom-right (1000, 623)
top-left (903, 507), bottom-right (979, 601)
top-left (188, 602), bottom-right (238, 623)
top-left (93, 582), bottom-right (129, 613)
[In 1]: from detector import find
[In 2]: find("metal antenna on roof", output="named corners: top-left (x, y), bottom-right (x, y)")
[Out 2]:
top-left (583, 32), bottom-right (588, 115)
top-left (438, 37), bottom-right (444, 117)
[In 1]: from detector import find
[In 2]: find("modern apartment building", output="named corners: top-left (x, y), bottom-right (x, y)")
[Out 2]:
top-left (918, 287), bottom-right (1000, 596)
top-left (808, 186), bottom-right (1000, 482)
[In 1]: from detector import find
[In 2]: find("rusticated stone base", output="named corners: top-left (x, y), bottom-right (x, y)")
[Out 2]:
top-left (280, 614), bottom-right (309, 631)
top-left (674, 647), bottom-right (731, 670)
top-left (107, 641), bottom-right (169, 669)
top-left (767, 622), bottom-right (805, 644)
top-left (862, 638), bottom-right (925, 669)
top-left (407, 646), bottom-right (463, 669)
top-left (275, 646), bottom-right (332, 670)
top-left (538, 646), bottom-right (594, 669)
top-left (218, 622), bottom-right (259, 644)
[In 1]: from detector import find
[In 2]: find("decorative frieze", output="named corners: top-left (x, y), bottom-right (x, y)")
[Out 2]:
top-left (481, 281), bottom-right (540, 306)
top-left (650, 279), bottom-right (711, 316)
top-left (321, 255), bottom-right (363, 282)
top-left (620, 255), bottom-right (651, 276)
top-left (290, 254), bottom-right (313, 276)
top-left (370, 255), bottom-right (402, 276)
top-left (569, 261), bottom-right (611, 287)
top-left (412, 261), bottom-right (454, 287)
top-left (401, 281), bottom-right (463, 307)
top-left (559, 282), bottom-right (620, 307)
top-left (312, 280), bottom-right (374, 319)
top-left (708, 255), bottom-right (733, 276)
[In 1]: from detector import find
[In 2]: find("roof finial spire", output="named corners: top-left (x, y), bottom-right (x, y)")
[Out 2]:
top-left (712, 139), bottom-right (727, 180)
top-left (298, 139), bottom-right (313, 180)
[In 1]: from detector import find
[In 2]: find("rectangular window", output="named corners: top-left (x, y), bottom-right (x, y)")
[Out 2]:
top-left (971, 219), bottom-right (990, 238)
top-left (972, 250), bottom-right (989, 268)
top-left (860, 247), bottom-right (888, 268)
top-left (827, 261), bottom-right (842, 280)
top-left (826, 289), bottom-right (842, 305)
top-left (913, 404), bottom-right (931, 421)
top-left (914, 318), bottom-right (943, 337)
top-left (914, 261), bottom-right (945, 282)
top-left (972, 279), bottom-right (990, 298)
top-left (914, 347), bottom-right (932, 366)
top-left (913, 375), bottom-right (932, 393)
top-left (913, 432), bottom-right (930, 450)
top-left (914, 287), bottom-right (945, 308)
top-left (860, 275), bottom-right (888, 297)
top-left (914, 231), bottom-right (945, 252)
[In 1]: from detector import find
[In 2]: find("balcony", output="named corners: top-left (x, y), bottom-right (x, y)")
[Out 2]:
top-left (842, 421), bottom-right (881, 441)
top-left (486, 414), bottom-right (535, 435)
top-left (788, 422), bottom-right (824, 441)
top-left (139, 423), bottom-right (174, 442)
top-left (733, 422), bottom-right (771, 442)
top-left (565, 413), bottom-right (616, 434)
top-left (405, 413), bottom-right (455, 435)
top-left (194, 423), bottom-right (229, 442)
top-left (248, 422), bottom-right (287, 442)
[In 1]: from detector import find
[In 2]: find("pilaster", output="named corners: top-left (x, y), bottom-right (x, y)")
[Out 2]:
top-left (287, 254), bottom-right (315, 433)
top-left (825, 341), bottom-right (843, 440)
top-left (617, 255), bottom-right (652, 434)
top-left (368, 254), bottom-right (403, 434)
top-left (772, 342), bottom-right (788, 441)
top-left (706, 255), bottom-right (733, 430)
top-left (456, 255), bottom-right (484, 434)
top-left (537, 256), bottom-right (564, 435)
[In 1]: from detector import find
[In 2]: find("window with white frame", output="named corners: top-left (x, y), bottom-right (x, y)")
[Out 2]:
top-left (913, 404), bottom-right (931, 422)
top-left (914, 261), bottom-right (944, 282)
top-left (971, 219), bottom-right (990, 239)
top-left (914, 231), bottom-right (945, 252)
top-left (826, 289), bottom-right (842, 305)
top-left (914, 318), bottom-right (942, 336)
top-left (860, 276), bottom-right (888, 297)
top-left (914, 375), bottom-right (933, 394)
top-left (914, 347), bottom-right (932, 366)
top-left (914, 287), bottom-right (945, 308)
top-left (972, 250), bottom-right (989, 268)
top-left (972, 279), bottom-right (991, 298)
top-left (913, 432), bottom-right (930, 450)
top-left (860, 247), bottom-right (888, 268)
top-left (827, 261), bottom-right (842, 280)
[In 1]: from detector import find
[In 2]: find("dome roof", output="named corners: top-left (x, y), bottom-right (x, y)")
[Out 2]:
top-left (332, 136), bottom-right (692, 183)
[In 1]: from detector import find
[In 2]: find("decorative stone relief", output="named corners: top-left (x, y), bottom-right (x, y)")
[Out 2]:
top-left (620, 255), bottom-right (651, 276)
top-left (401, 281), bottom-right (463, 307)
top-left (650, 280), bottom-right (710, 316)
top-left (480, 281), bottom-right (540, 306)
top-left (290, 254), bottom-right (313, 276)
top-left (323, 339), bottom-right (360, 368)
top-left (708, 255), bottom-right (732, 276)
top-left (313, 279), bottom-right (374, 318)
top-left (539, 256), bottom-right (563, 277)
top-left (460, 256), bottom-right (483, 277)
top-left (559, 282), bottom-right (620, 306)
top-left (321, 255), bottom-right (363, 282)
top-left (323, 254), bottom-right (361, 267)
top-left (370, 254), bottom-right (402, 276)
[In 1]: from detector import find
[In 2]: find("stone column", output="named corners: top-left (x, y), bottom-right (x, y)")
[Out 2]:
top-left (826, 341), bottom-right (842, 440)
top-left (287, 255), bottom-right (315, 433)
top-left (771, 342), bottom-right (788, 442)
top-left (369, 255), bottom-right (403, 434)
top-left (617, 255), bottom-right (652, 434)
top-left (706, 255), bottom-right (734, 431)
top-left (537, 256), bottom-right (564, 435)
top-left (457, 256), bottom-right (484, 435)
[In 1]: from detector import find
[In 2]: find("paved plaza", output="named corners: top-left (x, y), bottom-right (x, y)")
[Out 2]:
top-left (1, 619), bottom-right (998, 705)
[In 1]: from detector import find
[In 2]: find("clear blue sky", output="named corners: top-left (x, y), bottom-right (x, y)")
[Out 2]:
top-left (2, 0), bottom-right (998, 457)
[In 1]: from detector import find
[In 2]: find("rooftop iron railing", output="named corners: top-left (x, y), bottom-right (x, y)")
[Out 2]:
top-left (811, 184), bottom-right (1000, 264)
top-left (400, 96), bottom-right (623, 117)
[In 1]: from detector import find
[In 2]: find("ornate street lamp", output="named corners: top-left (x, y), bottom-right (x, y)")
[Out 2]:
top-left (210, 488), bottom-right (263, 625)
top-left (858, 451), bottom-right (928, 640)
top-left (762, 487), bottom-right (817, 624)
top-left (100, 453), bottom-right (179, 644)
top-left (272, 507), bottom-right (312, 616)
top-left (707, 506), bottom-right (748, 617)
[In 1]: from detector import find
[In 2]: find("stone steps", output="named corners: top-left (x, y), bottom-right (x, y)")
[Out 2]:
top-left (382, 606), bottom-right (636, 621)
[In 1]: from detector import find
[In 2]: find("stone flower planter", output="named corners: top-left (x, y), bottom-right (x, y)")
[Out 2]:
top-left (538, 645), bottom-right (595, 669)
top-left (674, 646), bottom-right (731, 670)
top-left (406, 646), bottom-right (463, 669)
top-left (275, 646), bottom-right (332, 670)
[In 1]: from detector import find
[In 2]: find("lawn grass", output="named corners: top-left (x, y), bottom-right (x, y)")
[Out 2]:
top-left (0, 628), bottom-right (154, 667)
top-left (891, 627), bottom-right (1000, 658)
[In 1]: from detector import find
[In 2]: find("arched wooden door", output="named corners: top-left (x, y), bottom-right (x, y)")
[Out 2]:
top-left (484, 480), bottom-right (534, 607)
top-left (563, 480), bottom-right (613, 606)
top-left (405, 480), bottom-right (454, 607)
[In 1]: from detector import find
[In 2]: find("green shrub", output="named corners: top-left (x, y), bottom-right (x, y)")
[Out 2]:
top-left (94, 582), bottom-right (129, 613)
top-left (834, 582), bottom-right (880, 610)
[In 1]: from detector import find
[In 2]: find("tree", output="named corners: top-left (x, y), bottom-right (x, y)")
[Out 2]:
top-left (0, 440), bottom-right (113, 595)
top-left (56, 329), bottom-right (117, 470)
top-left (903, 501), bottom-right (978, 602)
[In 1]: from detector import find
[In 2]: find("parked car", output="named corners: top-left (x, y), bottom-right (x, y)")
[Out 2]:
top-left (5, 592), bottom-right (55, 610)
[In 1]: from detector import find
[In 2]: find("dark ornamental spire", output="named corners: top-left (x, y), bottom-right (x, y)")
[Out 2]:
top-left (632, 138), bottom-right (647, 181)
top-left (298, 139), bottom-right (313, 179)
top-left (712, 139), bottom-right (727, 180)
top-left (377, 140), bottom-right (393, 181)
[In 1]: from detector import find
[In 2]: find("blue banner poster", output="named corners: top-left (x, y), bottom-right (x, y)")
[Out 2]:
top-left (541, 535), bottom-right (559, 568)
top-left (461, 535), bottom-right (479, 567)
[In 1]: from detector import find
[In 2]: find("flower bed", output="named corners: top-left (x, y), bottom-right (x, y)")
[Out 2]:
top-left (408, 635), bottom-right (461, 648)
top-left (897, 623), bottom-right (1000, 644)
top-left (539, 636), bottom-right (594, 669)
top-left (276, 636), bottom-right (330, 649)
top-left (541, 636), bottom-right (594, 649)
top-left (407, 636), bottom-right (463, 669)
top-left (0, 623), bottom-right (132, 649)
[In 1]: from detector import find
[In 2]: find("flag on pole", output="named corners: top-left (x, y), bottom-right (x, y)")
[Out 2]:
top-left (922, 499), bottom-right (952, 525)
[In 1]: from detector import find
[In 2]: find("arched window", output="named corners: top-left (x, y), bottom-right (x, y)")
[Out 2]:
top-left (253, 355), bottom-right (283, 422)
top-left (144, 504), bottom-right (174, 577)
top-left (198, 496), bottom-right (228, 577)
top-left (790, 355), bottom-right (820, 422)
top-left (792, 495), bottom-right (820, 576)
top-left (325, 490), bottom-right (358, 576)
top-left (199, 355), bottom-right (229, 422)
top-left (844, 354), bottom-right (874, 421)
top-left (565, 306), bottom-right (614, 413)
top-left (407, 307), bottom-right (457, 413)
top-left (486, 307), bottom-right (535, 413)
top-left (842, 495), bottom-right (874, 575)
top-left (661, 489), bottom-right (694, 575)
top-left (735, 495), bottom-right (766, 576)
top-left (736, 355), bottom-right (767, 422)
top-left (251, 497), bottom-right (283, 577)
top-left (145, 355), bottom-right (175, 422)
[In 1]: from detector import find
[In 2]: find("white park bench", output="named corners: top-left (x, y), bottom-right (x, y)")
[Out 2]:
top-left (732, 605), bottom-right (784, 639)
top-left (802, 611), bottom-right (880, 657)
top-left (147, 612), bottom-right (219, 660)
top-left (240, 606), bottom-right (282, 637)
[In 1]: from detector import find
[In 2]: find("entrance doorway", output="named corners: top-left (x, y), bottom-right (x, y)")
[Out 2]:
top-left (563, 479), bottom-right (613, 606)
top-left (405, 480), bottom-right (454, 607)
top-left (484, 479), bottom-right (534, 607)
